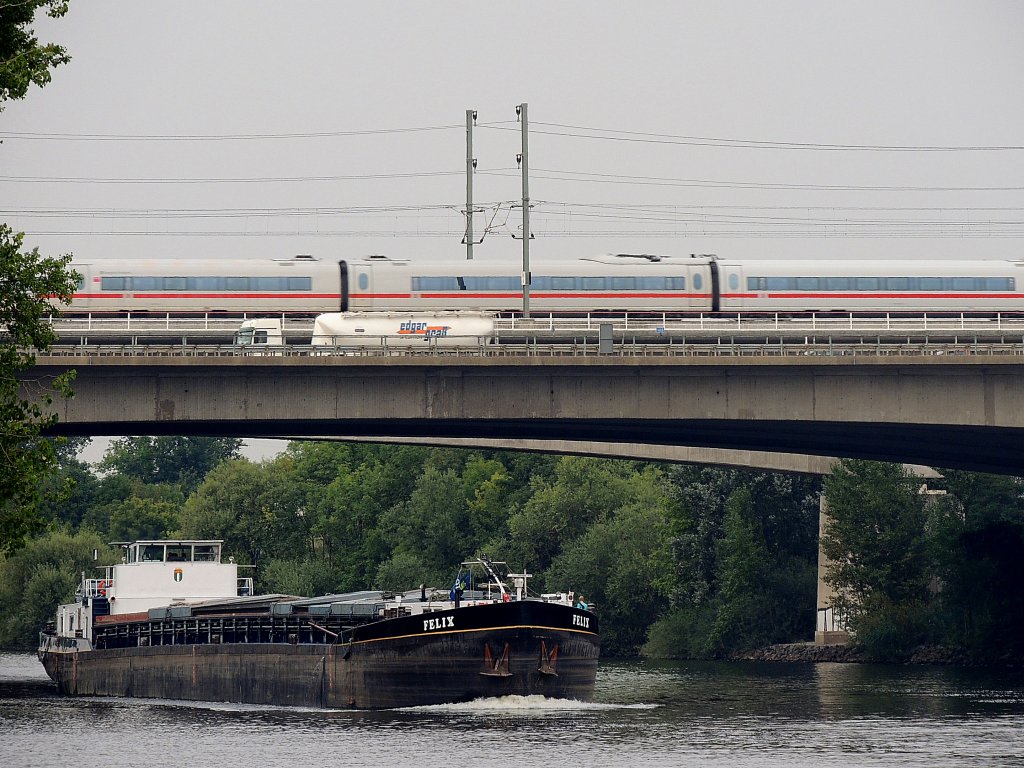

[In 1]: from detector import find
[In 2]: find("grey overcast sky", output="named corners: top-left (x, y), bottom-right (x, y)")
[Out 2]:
top-left (4, 1), bottom-right (1024, 463)
top-left (3, 0), bottom-right (1024, 269)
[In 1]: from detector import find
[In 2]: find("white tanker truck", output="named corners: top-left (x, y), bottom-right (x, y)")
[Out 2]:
top-left (235, 311), bottom-right (497, 352)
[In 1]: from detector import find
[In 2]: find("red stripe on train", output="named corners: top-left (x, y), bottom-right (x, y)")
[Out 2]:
top-left (756, 293), bottom-right (1022, 300)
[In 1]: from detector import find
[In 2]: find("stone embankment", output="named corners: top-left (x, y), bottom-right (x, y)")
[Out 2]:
top-left (732, 643), bottom-right (971, 665)
top-left (731, 642), bottom-right (868, 663)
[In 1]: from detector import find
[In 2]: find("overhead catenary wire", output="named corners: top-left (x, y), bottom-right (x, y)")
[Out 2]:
top-left (0, 124), bottom-right (465, 141)
top-left (481, 170), bottom-right (1024, 193)
top-left (483, 122), bottom-right (1024, 152)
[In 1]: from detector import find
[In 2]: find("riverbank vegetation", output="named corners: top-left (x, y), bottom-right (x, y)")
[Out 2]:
top-left (1, 439), bottom-right (1021, 664)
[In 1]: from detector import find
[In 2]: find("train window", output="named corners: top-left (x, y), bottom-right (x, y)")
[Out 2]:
top-left (131, 276), bottom-right (157, 291)
top-left (797, 277), bottom-right (819, 290)
top-left (728, 273), bottom-right (739, 290)
top-left (532, 277), bottom-right (552, 290)
top-left (612, 277), bottom-right (636, 290)
top-left (952, 277), bottom-right (976, 291)
top-left (855, 277), bottom-right (879, 290)
top-left (766, 277), bottom-right (790, 290)
top-left (76, 277), bottom-right (85, 290)
top-left (163, 277), bottom-right (187, 290)
top-left (254, 277), bottom-right (282, 290)
top-left (639, 277), bottom-right (668, 290)
top-left (358, 273), bottom-right (369, 290)
top-left (693, 274), bottom-right (703, 290)
top-left (101, 277), bottom-right (127, 291)
top-left (747, 277), bottom-right (766, 291)
top-left (487, 276), bottom-right (519, 290)
top-left (582, 277), bottom-right (607, 290)
top-left (825, 277), bottom-right (851, 290)
top-left (986, 277), bottom-right (1013, 291)
top-left (667, 277), bottom-right (685, 290)
top-left (550, 276), bottom-right (576, 290)
top-left (225, 277), bottom-right (250, 290)
top-left (885, 277), bottom-right (910, 290)
top-left (287, 277), bottom-right (312, 291)
top-left (414, 276), bottom-right (459, 291)
top-left (189, 276), bottom-right (219, 291)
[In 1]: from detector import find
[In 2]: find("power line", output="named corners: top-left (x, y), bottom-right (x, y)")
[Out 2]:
top-left (484, 122), bottom-right (1024, 152)
top-left (18, 228), bottom-right (1024, 239)
top-left (0, 169), bottom-right (502, 184)
top-left (0, 124), bottom-right (463, 141)
top-left (5, 166), bottom-right (1010, 190)
top-left (481, 169), bottom-right (1024, 193)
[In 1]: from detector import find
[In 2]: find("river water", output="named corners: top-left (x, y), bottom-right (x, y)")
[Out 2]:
top-left (4, 651), bottom-right (1024, 767)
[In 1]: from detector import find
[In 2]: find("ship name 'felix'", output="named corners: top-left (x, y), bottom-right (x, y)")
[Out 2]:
top-left (423, 616), bottom-right (455, 632)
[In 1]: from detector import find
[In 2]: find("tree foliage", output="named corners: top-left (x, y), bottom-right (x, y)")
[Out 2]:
top-left (821, 460), bottom-right (931, 611)
top-left (0, 224), bottom-right (78, 555)
top-left (0, 0), bottom-right (70, 109)
top-left (101, 436), bottom-right (241, 493)
top-left (0, 529), bottom-right (115, 649)
top-left (9, 434), bottom-right (1024, 664)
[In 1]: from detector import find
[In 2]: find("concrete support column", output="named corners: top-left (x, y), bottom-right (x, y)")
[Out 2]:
top-left (815, 493), bottom-right (851, 645)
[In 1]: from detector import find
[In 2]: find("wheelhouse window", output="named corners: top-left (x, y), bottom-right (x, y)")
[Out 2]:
top-left (193, 545), bottom-right (219, 562)
top-left (141, 544), bottom-right (164, 562)
top-left (166, 544), bottom-right (191, 562)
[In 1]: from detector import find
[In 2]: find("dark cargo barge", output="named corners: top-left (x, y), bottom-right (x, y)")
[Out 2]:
top-left (38, 540), bottom-right (599, 708)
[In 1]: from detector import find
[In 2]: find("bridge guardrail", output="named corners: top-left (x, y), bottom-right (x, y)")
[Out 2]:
top-left (35, 338), bottom-right (1024, 359)
top-left (45, 311), bottom-right (1024, 339)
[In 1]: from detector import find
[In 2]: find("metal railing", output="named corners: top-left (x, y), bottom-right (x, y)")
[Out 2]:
top-left (37, 337), bottom-right (1024, 359)
top-left (44, 310), bottom-right (1024, 338)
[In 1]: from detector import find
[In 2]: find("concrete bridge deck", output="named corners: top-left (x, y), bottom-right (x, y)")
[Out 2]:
top-left (24, 353), bottom-right (1024, 474)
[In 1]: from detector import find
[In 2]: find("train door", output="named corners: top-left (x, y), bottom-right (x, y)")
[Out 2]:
top-left (718, 262), bottom-right (746, 311)
top-left (69, 263), bottom-right (90, 312)
top-left (341, 261), bottom-right (374, 311)
top-left (339, 260), bottom-right (349, 311)
top-left (688, 263), bottom-right (715, 312)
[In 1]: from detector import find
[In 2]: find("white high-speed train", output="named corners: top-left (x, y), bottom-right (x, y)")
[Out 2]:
top-left (63, 252), bottom-right (1024, 315)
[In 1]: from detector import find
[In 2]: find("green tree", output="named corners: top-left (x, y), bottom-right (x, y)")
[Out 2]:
top-left (929, 471), bottom-right (1024, 661)
top-left (179, 457), bottom-right (307, 582)
top-left (0, 1), bottom-right (70, 109)
top-left (101, 436), bottom-right (242, 493)
top-left (645, 467), bottom-right (819, 658)
top-left (821, 460), bottom-right (932, 659)
top-left (36, 437), bottom-right (98, 530)
top-left (0, 528), bottom-right (114, 650)
top-left (0, 224), bottom-right (78, 554)
top-left (503, 457), bottom-right (644, 575)
top-left (546, 467), bottom-right (674, 655)
top-left (79, 478), bottom-right (183, 538)
top-left (378, 466), bottom-right (470, 580)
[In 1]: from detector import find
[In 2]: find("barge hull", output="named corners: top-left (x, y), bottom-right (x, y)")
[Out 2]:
top-left (40, 602), bottom-right (598, 708)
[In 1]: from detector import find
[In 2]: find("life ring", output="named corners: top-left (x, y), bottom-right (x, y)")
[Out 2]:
top-left (97, 579), bottom-right (111, 597)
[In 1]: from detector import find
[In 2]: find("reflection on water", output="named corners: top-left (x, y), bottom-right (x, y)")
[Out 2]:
top-left (5, 652), bottom-right (1024, 767)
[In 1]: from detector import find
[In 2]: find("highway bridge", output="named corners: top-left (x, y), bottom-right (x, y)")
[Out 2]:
top-left (23, 343), bottom-right (1024, 475)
